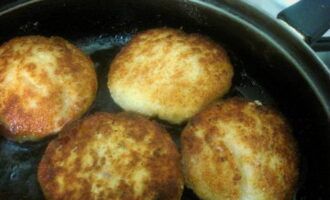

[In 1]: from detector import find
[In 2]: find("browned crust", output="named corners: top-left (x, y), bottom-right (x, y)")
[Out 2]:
top-left (38, 112), bottom-right (183, 200)
top-left (108, 28), bottom-right (234, 124)
top-left (181, 97), bottom-right (299, 200)
top-left (0, 36), bottom-right (97, 142)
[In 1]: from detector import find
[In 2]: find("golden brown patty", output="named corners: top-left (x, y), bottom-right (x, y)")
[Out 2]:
top-left (0, 36), bottom-right (97, 142)
top-left (181, 97), bottom-right (299, 200)
top-left (38, 112), bottom-right (183, 200)
top-left (108, 28), bottom-right (234, 124)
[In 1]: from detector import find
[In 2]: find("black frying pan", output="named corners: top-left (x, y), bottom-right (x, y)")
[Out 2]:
top-left (0, 0), bottom-right (330, 199)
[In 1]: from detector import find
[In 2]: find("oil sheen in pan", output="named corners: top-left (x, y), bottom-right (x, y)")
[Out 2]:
top-left (0, 33), bottom-right (276, 200)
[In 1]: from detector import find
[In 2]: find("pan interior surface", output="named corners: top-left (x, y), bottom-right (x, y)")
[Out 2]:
top-left (0, 0), bottom-right (329, 199)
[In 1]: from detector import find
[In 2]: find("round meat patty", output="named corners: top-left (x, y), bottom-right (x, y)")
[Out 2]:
top-left (181, 97), bottom-right (299, 200)
top-left (0, 36), bottom-right (97, 142)
top-left (108, 28), bottom-right (234, 124)
top-left (38, 112), bottom-right (183, 200)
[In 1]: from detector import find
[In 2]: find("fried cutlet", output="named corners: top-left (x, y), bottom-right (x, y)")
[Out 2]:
top-left (181, 97), bottom-right (299, 200)
top-left (108, 28), bottom-right (233, 124)
top-left (38, 112), bottom-right (183, 200)
top-left (0, 36), bottom-right (97, 142)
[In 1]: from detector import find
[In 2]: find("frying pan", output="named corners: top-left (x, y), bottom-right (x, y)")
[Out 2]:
top-left (0, 0), bottom-right (330, 199)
